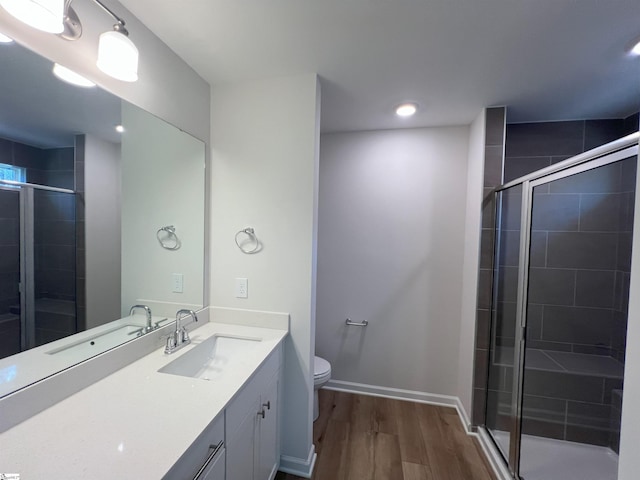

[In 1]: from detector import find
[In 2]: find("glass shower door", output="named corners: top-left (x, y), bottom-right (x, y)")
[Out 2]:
top-left (0, 185), bottom-right (78, 356)
top-left (32, 189), bottom-right (77, 347)
top-left (485, 183), bottom-right (524, 470)
top-left (518, 152), bottom-right (637, 480)
top-left (0, 187), bottom-right (22, 359)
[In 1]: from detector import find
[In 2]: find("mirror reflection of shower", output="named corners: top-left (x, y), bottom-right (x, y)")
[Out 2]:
top-left (0, 143), bottom-right (78, 359)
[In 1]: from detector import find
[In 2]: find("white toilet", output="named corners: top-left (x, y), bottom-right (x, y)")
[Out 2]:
top-left (313, 356), bottom-right (331, 421)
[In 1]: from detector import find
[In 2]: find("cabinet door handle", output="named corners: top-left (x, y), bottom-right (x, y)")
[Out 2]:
top-left (258, 409), bottom-right (265, 419)
top-left (262, 401), bottom-right (271, 410)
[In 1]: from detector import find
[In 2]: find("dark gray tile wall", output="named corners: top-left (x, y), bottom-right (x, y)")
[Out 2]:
top-left (472, 107), bottom-right (506, 426)
top-left (503, 114), bottom-right (638, 184)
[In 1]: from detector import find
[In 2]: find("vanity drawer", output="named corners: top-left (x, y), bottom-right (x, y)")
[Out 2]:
top-left (163, 414), bottom-right (224, 480)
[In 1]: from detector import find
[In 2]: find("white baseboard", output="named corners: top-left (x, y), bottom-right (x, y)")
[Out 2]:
top-left (324, 380), bottom-right (505, 478)
top-left (279, 444), bottom-right (317, 478)
top-left (326, 379), bottom-right (474, 429)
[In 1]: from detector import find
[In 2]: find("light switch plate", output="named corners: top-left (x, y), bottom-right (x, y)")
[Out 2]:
top-left (172, 273), bottom-right (184, 293)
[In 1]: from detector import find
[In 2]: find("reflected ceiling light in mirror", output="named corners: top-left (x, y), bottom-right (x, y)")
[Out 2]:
top-left (395, 103), bottom-right (418, 117)
top-left (115, 125), bottom-right (124, 133)
top-left (97, 25), bottom-right (139, 82)
top-left (0, 32), bottom-right (13, 43)
top-left (53, 63), bottom-right (96, 87)
top-left (0, 0), bottom-right (64, 34)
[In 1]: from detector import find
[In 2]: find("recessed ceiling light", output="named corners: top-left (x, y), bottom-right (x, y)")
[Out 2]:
top-left (115, 125), bottom-right (125, 133)
top-left (52, 63), bottom-right (96, 88)
top-left (0, 32), bottom-right (13, 43)
top-left (396, 103), bottom-right (418, 117)
top-left (632, 40), bottom-right (640, 56)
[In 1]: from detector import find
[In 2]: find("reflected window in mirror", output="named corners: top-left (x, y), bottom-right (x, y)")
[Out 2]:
top-left (0, 163), bottom-right (26, 184)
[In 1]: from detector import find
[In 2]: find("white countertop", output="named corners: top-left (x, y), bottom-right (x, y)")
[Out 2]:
top-left (0, 322), bottom-right (287, 479)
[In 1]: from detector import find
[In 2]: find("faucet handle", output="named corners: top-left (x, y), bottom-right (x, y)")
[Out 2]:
top-left (164, 332), bottom-right (179, 354)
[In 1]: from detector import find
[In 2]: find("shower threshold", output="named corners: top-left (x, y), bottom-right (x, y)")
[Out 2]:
top-left (492, 430), bottom-right (618, 480)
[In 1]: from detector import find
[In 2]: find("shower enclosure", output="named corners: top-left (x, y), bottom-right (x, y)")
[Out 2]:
top-left (484, 135), bottom-right (638, 480)
top-left (0, 181), bottom-right (77, 359)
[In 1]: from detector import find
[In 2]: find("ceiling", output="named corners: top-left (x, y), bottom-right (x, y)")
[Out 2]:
top-left (118, 0), bottom-right (640, 133)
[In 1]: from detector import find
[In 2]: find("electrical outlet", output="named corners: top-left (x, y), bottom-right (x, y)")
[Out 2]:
top-left (235, 278), bottom-right (248, 298)
top-left (172, 273), bottom-right (184, 293)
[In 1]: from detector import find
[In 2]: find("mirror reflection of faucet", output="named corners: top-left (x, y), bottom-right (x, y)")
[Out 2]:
top-left (165, 309), bottom-right (199, 354)
top-left (129, 304), bottom-right (154, 334)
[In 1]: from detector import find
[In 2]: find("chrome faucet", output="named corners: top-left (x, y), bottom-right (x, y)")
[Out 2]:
top-left (129, 304), bottom-right (153, 333)
top-left (165, 309), bottom-right (198, 354)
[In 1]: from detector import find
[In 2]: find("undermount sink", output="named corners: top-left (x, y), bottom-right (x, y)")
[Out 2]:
top-left (158, 334), bottom-right (262, 381)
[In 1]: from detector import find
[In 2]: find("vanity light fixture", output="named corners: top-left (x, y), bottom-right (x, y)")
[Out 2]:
top-left (96, 24), bottom-right (138, 82)
top-left (395, 103), bottom-right (418, 117)
top-left (0, 32), bottom-right (14, 43)
top-left (61, 0), bottom-right (139, 82)
top-left (53, 62), bottom-right (96, 87)
top-left (1, 0), bottom-right (139, 82)
top-left (115, 124), bottom-right (124, 133)
top-left (0, 0), bottom-right (64, 34)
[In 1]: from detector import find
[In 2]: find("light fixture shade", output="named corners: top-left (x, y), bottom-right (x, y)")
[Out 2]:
top-left (97, 30), bottom-right (139, 82)
top-left (0, 0), bottom-right (64, 34)
top-left (632, 40), bottom-right (640, 56)
top-left (53, 63), bottom-right (96, 88)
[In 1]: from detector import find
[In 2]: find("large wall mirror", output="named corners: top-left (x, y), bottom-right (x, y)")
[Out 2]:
top-left (0, 41), bottom-right (205, 398)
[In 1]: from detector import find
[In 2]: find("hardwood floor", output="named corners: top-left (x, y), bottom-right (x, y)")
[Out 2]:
top-left (276, 390), bottom-right (496, 480)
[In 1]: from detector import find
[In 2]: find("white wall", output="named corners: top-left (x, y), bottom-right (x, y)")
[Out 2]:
top-left (83, 134), bottom-right (121, 328)
top-left (0, 0), bottom-right (209, 143)
top-left (456, 111), bottom-right (486, 423)
top-left (121, 102), bottom-right (205, 318)
top-left (210, 74), bottom-right (320, 470)
top-left (316, 126), bottom-right (470, 397)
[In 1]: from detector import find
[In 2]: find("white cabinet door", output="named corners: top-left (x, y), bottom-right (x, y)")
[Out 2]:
top-left (257, 377), bottom-right (279, 480)
top-left (226, 345), bottom-right (282, 480)
top-left (226, 398), bottom-right (260, 480)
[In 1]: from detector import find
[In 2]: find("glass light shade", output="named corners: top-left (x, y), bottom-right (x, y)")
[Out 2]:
top-left (0, 32), bottom-right (13, 43)
top-left (0, 0), bottom-right (64, 34)
top-left (632, 40), bottom-right (640, 56)
top-left (53, 63), bottom-right (96, 88)
top-left (97, 30), bottom-right (139, 82)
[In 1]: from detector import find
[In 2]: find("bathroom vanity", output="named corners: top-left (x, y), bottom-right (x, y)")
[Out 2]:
top-left (0, 319), bottom-right (287, 480)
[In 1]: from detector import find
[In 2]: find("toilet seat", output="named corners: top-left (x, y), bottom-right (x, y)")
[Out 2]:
top-left (314, 356), bottom-right (331, 385)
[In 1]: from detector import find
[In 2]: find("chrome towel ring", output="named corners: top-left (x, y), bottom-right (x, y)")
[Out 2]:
top-left (157, 225), bottom-right (181, 250)
top-left (235, 227), bottom-right (261, 254)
